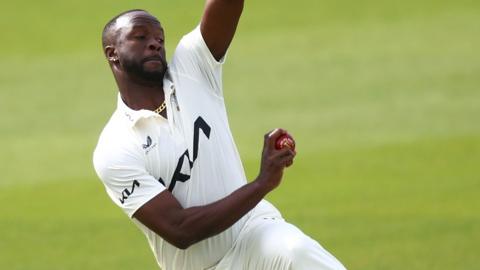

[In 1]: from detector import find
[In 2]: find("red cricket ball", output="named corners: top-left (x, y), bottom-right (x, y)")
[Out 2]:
top-left (275, 134), bottom-right (296, 150)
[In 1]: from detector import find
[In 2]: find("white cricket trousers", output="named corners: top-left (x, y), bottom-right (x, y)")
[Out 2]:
top-left (212, 201), bottom-right (347, 270)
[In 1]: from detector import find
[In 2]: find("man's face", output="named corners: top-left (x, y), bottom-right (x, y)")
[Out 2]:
top-left (113, 12), bottom-right (167, 83)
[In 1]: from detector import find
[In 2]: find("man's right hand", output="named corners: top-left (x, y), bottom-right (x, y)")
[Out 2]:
top-left (256, 128), bottom-right (297, 192)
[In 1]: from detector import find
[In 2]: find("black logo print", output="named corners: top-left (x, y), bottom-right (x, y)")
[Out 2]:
top-left (119, 180), bottom-right (140, 204)
top-left (167, 116), bottom-right (211, 191)
top-left (142, 136), bottom-right (152, 149)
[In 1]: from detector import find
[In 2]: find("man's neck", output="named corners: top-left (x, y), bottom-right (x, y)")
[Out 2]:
top-left (118, 77), bottom-right (165, 112)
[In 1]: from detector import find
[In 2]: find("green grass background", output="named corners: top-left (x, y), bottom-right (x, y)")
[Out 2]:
top-left (1, 0), bottom-right (479, 269)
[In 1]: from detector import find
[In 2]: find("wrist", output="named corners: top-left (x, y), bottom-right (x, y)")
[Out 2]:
top-left (253, 174), bottom-right (276, 194)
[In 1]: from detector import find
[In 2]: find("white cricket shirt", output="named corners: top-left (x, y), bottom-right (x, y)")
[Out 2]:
top-left (93, 26), bottom-right (271, 270)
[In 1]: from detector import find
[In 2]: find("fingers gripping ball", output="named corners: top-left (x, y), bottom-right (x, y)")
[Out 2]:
top-left (275, 133), bottom-right (296, 150)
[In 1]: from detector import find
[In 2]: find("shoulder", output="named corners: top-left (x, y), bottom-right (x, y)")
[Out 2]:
top-left (167, 27), bottom-right (226, 97)
top-left (170, 26), bottom-right (225, 72)
top-left (176, 26), bottom-right (206, 55)
top-left (93, 112), bottom-right (143, 180)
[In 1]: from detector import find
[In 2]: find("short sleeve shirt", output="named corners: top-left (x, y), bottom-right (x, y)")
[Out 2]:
top-left (93, 26), bottom-right (252, 270)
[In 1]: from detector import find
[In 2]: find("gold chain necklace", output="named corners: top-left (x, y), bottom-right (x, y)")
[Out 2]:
top-left (154, 100), bottom-right (166, 114)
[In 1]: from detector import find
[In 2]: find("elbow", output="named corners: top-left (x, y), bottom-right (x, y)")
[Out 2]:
top-left (170, 235), bottom-right (198, 250)
top-left (173, 240), bottom-right (190, 250)
top-left (150, 229), bottom-right (196, 250)
top-left (176, 241), bottom-right (193, 250)
top-left (162, 211), bottom-right (214, 249)
top-left (170, 231), bottom-right (199, 250)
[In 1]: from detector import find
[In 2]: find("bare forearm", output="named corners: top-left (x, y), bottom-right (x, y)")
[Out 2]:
top-left (177, 179), bottom-right (271, 248)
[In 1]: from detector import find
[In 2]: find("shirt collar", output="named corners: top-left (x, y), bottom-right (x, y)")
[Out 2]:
top-left (116, 76), bottom-right (174, 128)
top-left (116, 94), bottom-right (161, 128)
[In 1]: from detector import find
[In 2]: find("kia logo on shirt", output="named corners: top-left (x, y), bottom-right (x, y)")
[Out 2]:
top-left (119, 180), bottom-right (140, 204)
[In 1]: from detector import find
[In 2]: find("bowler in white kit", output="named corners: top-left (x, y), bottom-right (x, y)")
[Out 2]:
top-left (93, 2), bottom-right (347, 270)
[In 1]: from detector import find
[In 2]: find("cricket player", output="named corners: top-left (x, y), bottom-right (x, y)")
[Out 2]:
top-left (93, 2), bottom-right (347, 269)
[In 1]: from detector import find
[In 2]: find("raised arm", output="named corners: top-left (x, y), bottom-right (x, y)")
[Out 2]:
top-left (200, 0), bottom-right (244, 61)
top-left (133, 129), bottom-right (296, 249)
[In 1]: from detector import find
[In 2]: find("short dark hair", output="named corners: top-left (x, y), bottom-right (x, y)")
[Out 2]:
top-left (101, 9), bottom-right (148, 48)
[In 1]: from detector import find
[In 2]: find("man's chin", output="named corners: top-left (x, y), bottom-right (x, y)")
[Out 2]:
top-left (143, 62), bottom-right (167, 76)
top-left (124, 61), bottom-right (167, 84)
top-left (144, 60), bottom-right (165, 71)
top-left (140, 70), bottom-right (166, 83)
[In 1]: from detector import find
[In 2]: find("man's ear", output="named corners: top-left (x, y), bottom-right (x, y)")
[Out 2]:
top-left (105, 45), bottom-right (119, 63)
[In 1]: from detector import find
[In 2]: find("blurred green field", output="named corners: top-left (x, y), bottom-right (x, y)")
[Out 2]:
top-left (1, 0), bottom-right (479, 269)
